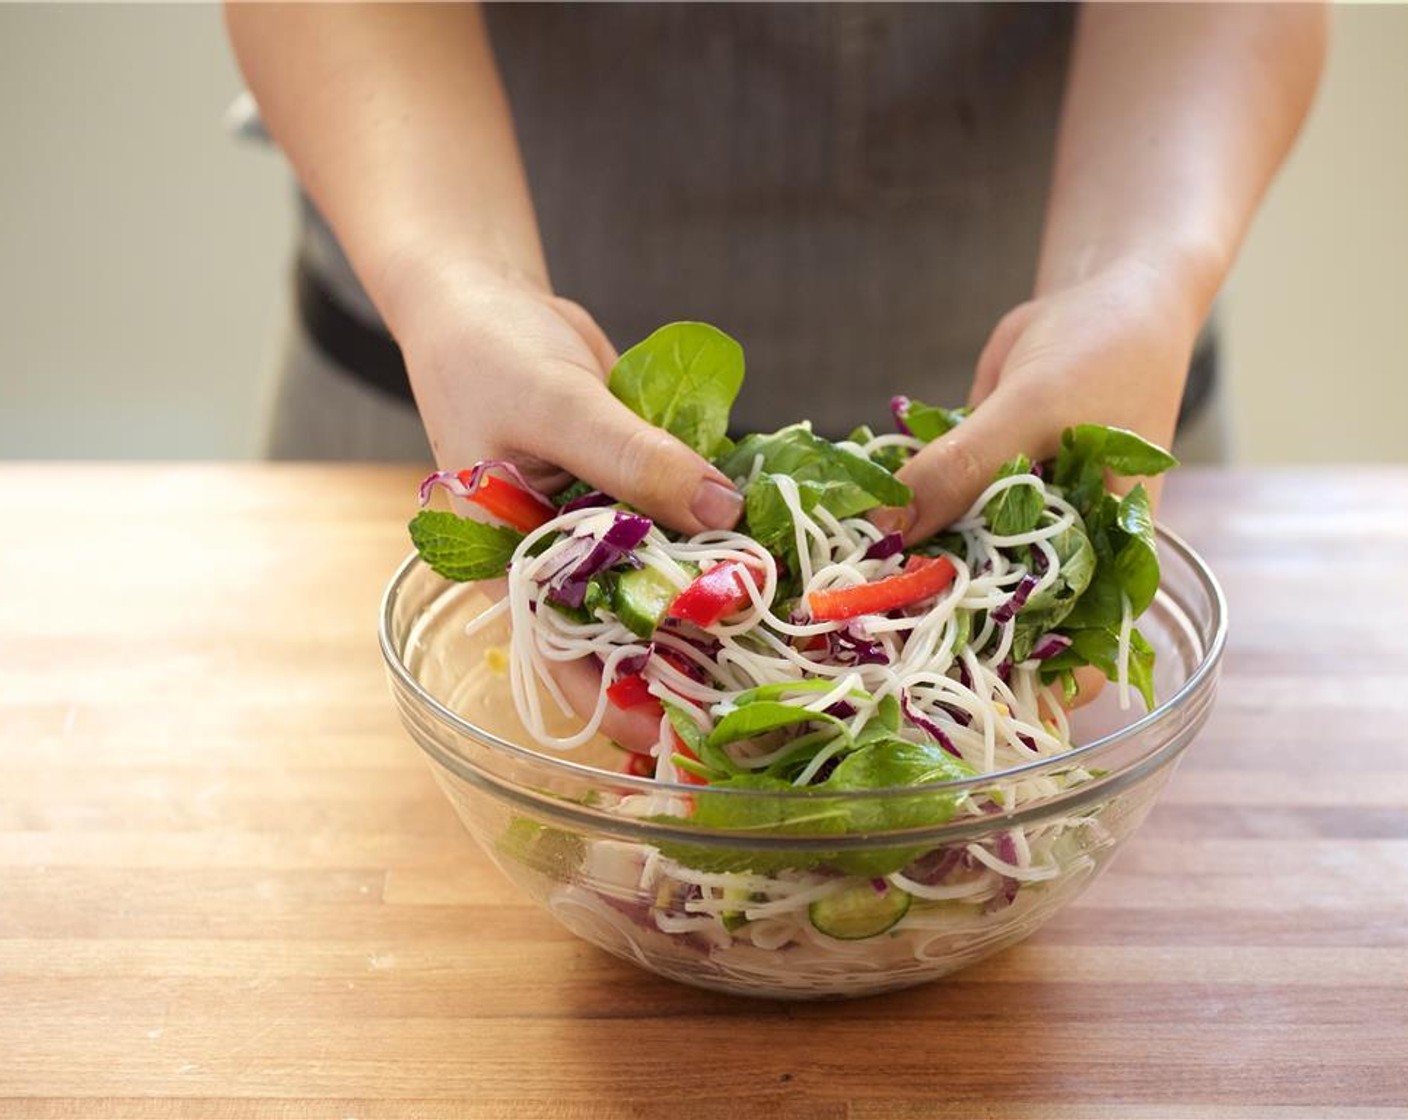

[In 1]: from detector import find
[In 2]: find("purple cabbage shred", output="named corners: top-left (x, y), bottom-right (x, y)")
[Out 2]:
top-left (991, 573), bottom-right (1039, 625)
top-left (417, 461), bottom-right (552, 509)
top-left (543, 511), bottom-right (653, 608)
top-left (863, 532), bottom-right (905, 561)
top-left (560, 489), bottom-right (617, 513)
top-left (900, 690), bottom-right (962, 758)
top-left (1030, 633), bottom-right (1072, 661)
top-left (827, 621), bottom-right (889, 666)
top-left (889, 395), bottom-right (913, 436)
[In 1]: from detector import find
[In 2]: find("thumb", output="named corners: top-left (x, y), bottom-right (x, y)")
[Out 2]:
top-left (533, 384), bottom-right (743, 536)
top-left (885, 384), bottom-right (1062, 544)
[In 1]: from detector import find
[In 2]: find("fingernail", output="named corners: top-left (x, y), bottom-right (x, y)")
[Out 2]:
top-left (690, 479), bottom-right (744, 530)
top-left (871, 504), bottom-right (916, 537)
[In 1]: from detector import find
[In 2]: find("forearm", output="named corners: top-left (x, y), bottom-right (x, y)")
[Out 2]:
top-left (1037, 3), bottom-right (1328, 327)
top-left (224, 2), bottom-right (545, 336)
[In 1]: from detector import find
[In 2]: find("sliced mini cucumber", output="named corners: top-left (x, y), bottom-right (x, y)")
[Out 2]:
top-left (612, 565), bottom-right (681, 638)
top-left (809, 882), bottom-right (911, 940)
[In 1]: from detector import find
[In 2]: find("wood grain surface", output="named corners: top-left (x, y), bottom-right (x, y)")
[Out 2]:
top-left (1, 464), bottom-right (1405, 1119)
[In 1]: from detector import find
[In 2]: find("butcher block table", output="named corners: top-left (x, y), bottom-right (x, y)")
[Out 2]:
top-left (2, 463), bottom-right (1406, 1119)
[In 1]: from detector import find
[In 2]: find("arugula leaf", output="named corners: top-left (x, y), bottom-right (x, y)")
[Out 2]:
top-left (408, 511), bottom-right (523, 582)
top-left (607, 321), bottom-right (744, 458)
top-left (743, 474), bottom-right (874, 554)
top-left (983, 455), bottom-right (1044, 536)
top-left (901, 398), bottom-right (968, 443)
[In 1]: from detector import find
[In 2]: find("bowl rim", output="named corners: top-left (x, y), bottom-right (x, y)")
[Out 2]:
top-left (378, 524), bottom-right (1227, 804)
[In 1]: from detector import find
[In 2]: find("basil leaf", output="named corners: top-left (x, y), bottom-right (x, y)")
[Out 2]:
top-left (706, 701), bottom-right (851, 750)
top-left (731, 679), bottom-right (867, 706)
top-left (1022, 523), bottom-right (1095, 622)
top-left (1127, 628), bottom-right (1157, 711)
top-left (983, 455), bottom-right (1044, 536)
top-left (607, 321), bottom-right (744, 458)
top-left (1113, 484), bottom-right (1160, 616)
top-left (1053, 424), bottom-right (1178, 513)
top-left (744, 474), bottom-right (874, 554)
top-left (408, 511), bottom-right (523, 582)
top-left (719, 423), bottom-right (912, 509)
top-left (901, 399), bottom-right (968, 443)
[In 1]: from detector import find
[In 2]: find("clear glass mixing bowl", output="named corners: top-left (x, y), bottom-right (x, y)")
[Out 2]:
top-left (380, 527), bottom-right (1225, 1000)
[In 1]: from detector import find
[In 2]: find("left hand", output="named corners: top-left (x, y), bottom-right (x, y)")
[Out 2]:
top-left (886, 255), bottom-right (1205, 543)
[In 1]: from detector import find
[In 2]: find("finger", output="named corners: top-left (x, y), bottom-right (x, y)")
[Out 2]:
top-left (551, 296), bottom-right (619, 376)
top-left (548, 656), bottom-right (661, 754)
top-left (525, 380), bottom-right (743, 536)
top-left (888, 383), bottom-right (1062, 543)
top-left (970, 301), bottom-right (1038, 407)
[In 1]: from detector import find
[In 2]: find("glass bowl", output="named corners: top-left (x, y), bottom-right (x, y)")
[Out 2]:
top-left (379, 527), bottom-right (1225, 1000)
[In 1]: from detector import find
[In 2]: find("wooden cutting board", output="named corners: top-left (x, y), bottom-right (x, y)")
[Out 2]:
top-left (1, 464), bottom-right (1405, 1118)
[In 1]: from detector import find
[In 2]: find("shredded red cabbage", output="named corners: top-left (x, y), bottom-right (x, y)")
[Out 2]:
top-left (824, 700), bottom-right (858, 720)
top-left (561, 489), bottom-right (617, 513)
top-left (828, 621), bottom-right (889, 666)
top-left (889, 395), bottom-right (913, 436)
top-left (418, 461), bottom-right (552, 508)
top-left (1030, 633), bottom-right (1072, 661)
top-left (900, 690), bottom-right (962, 758)
top-left (544, 512), bottom-right (654, 608)
top-left (863, 532), bottom-right (905, 561)
top-left (616, 645), bottom-right (654, 677)
top-left (991, 573), bottom-right (1039, 624)
top-left (902, 846), bottom-right (964, 886)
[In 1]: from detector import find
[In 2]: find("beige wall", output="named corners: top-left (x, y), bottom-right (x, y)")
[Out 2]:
top-left (0, 4), bottom-right (1404, 462)
top-left (0, 4), bottom-right (291, 459)
top-left (1224, 3), bottom-right (1408, 463)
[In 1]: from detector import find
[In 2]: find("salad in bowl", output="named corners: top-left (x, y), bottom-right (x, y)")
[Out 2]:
top-left (381, 322), bottom-right (1225, 998)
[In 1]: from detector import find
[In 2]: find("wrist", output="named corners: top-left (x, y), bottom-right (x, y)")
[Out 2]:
top-left (371, 233), bottom-right (551, 345)
top-left (1055, 241), bottom-right (1225, 344)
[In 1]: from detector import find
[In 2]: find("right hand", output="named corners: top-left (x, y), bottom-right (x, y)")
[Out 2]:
top-left (391, 265), bottom-right (744, 537)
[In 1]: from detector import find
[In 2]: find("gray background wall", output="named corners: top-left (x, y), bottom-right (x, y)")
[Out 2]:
top-left (1, 4), bottom-right (1404, 463)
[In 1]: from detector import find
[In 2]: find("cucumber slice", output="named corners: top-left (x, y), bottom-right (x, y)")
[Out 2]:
top-left (613, 565), bottom-right (678, 638)
top-left (612, 565), bottom-right (682, 638)
top-left (809, 882), bottom-right (911, 940)
top-left (721, 885), bottom-right (753, 931)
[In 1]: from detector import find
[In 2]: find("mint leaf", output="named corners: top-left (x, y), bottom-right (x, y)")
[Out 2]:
top-left (607, 322), bottom-right (744, 459)
top-left (408, 511), bottom-right (522, 582)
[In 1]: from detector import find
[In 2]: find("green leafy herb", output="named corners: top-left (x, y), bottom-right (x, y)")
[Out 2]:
top-left (983, 454), bottom-right (1044, 537)
top-left (408, 510), bottom-right (523, 582)
top-left (706, 701), bottom-right (852, 752)
top-left (901, 398), bottom-right (967, 443)
top-left (1113, 483), bottom-right (1160, 616)
top-left (607, 321), bottom-right (744, 459)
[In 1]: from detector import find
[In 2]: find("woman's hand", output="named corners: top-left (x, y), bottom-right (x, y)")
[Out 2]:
top-left (391, 263), bottom-right (743, 536)
top-left (888, 255), bottom-right (1200, 542)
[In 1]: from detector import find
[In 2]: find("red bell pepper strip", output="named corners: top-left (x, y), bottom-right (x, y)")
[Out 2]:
top-left (624, 751), bottom-right (656, 778)
top-left (807, 554), bottom-right (957, 622)
top-left (668, 728), bottom-right (708, 786)
top-left (666, 561), bottom-right (759, 628)
top-left (606, 673), bottom-right (659, 711)
top-left (458, 471), bottom-right (555, 533)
